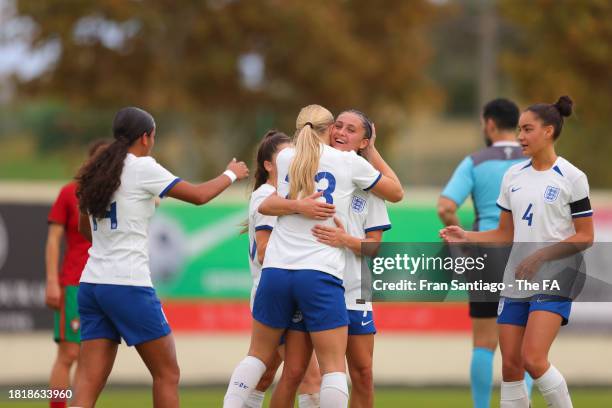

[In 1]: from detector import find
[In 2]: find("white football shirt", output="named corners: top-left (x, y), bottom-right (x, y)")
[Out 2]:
top-left (248, 183), bottom-right (277, 309)
top-left (343, 190), bottom-right (391, 311)
top-left (263, 144), bottom-right (381, 279)
top-left (496, 156), bottom-right (592, 298)
top-left (80, 153), bottom-right (180, 287)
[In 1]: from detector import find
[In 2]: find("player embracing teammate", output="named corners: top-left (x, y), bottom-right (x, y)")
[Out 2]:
top-left (224, 104), bottom-right (402, 408)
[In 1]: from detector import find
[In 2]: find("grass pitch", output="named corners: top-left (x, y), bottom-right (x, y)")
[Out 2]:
top-left (2, 387), bottom-right (612, 407)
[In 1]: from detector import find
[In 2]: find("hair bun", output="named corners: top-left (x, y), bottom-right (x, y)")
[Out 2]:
top-left (554, 95), bottom-right (573, 117)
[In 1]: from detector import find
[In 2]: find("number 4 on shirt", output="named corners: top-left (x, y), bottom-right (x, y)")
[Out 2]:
top-left (522, 203), bottom-right (534, 226)
top-left (92, 202), bottom-right (118, 231)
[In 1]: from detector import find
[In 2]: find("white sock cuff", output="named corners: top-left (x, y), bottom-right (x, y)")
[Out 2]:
top-left (244, 389), bottom-right (266, 408)
top-left (501, 380), bottom-right (528, 400)
top-left (321, 372), bottom-right (348, 396)
top-left (534, 365), bottom-right (564, 393)
top-left (243, 355), bottom-right (267, 373)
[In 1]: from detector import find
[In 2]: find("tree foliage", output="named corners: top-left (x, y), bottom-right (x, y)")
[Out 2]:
top-left (16, 0), bottom-right (441, 118)
top-left (500, 0), bottom-right (612, 187)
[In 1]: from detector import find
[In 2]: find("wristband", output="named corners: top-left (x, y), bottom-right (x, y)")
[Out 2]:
top-left (223, 170), bottom-right (238, 183)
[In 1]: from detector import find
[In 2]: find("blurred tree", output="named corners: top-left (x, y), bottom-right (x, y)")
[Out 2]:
top-left (500, 0), bottom-right (612, 187)
top-left (9, 0), bottom-right (447, 178)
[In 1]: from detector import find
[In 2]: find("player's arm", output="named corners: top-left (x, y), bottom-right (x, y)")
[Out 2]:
top-left (440, 210), bottom-right (514, 244)
top-left (78, 212), bottom-right (92, 242)
top-left (166, 159), bottom-right (249, 205)
top-left (255, 229), bottom-right (272, 265)
top-left (360, 125), bottom-right (404, 202)
top-left (438, 157), bottom-right (473, 227)
top-left (362, 148), bottom-right (403, 203)
top-left (516, 216), bottom-right (594, 280)
top-left (437, 196), bottom-right (460, 227)
top-left (524, 217), bottom-right (593, 263)
top-left (258, 192), bottom-right (335, 220)
top-left (311, 217), bottom-right (384, 256)
top-left (45, 223), bottom-right (64, 309)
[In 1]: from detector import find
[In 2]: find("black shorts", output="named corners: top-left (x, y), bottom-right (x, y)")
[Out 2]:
top-left (460, 244), bottom-right (510, 318)
top-left (469, 301), bottom-right (499, 318)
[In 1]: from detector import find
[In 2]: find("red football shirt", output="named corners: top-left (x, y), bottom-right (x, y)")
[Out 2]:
top-left (47, 182), bottom-right (91, 286)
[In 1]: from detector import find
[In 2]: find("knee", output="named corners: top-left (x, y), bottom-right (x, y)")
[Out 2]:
top-left (501, 357), bottom-right (523, 380)
top-left (58, 344), bottom-right (80, 366)
top-left (154, 363), bottom-right (180, 385)
top-left (521, 351), bottom-right (547, 377)
top-left (282, 364), bottom-right (307, 387)
top-left (349, 365), bottom-right (373, 391)
top-left (300, 367), bottom-right (322, 389)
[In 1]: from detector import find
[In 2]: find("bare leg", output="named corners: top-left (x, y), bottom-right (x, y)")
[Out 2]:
top-left (297, 351), bottom-right (321, 395)
top-left (70, 339), bottom-right (118, 408)
top-left (50, 341), bottom-right (80, 389)
top-left (271, 330), bottom-right (313, 408)
top-left (135, 334), bottom-right (180, 408)
top-left (499, 324), bottom-right (526, 381)
top-left (521, 311), bottom-right (561, 378)
top-left (346, 334), bottom-right (374, 408)
top-left (310, 326), bottom-right (349, 408)
top-left (255, 349), bottom-right (283, 392)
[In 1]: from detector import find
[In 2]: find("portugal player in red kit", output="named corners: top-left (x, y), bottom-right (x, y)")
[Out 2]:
top-left (45, 141), bottom-right (107, 408)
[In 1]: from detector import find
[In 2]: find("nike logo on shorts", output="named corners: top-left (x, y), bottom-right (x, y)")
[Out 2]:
top-left (361, 320), bottom-right (373, 326)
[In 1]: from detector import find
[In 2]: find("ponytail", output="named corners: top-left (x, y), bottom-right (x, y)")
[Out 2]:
top-left (76, 107), bottom-right (155, 218)
top-left (288, 105), bottom-right (334, 200)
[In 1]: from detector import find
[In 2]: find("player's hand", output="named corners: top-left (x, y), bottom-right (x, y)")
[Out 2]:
top-left (45, 281), bottom-right (61, 310)
top-left (439, 225), bottom-right (468, 243)
top-left (227, 158), bottom-right (249, 180)
top-left (295, 191), bottom-right (335, 220)
top-left (515, 251), bottom-right (544, 281)
top-left (312, 217), bottom-right (347, 248)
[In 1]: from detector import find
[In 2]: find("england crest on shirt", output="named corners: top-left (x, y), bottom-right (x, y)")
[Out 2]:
top-left (351, 195), bottom-right (367, 213)
top-left (544, 185), bottom-right (560, 203)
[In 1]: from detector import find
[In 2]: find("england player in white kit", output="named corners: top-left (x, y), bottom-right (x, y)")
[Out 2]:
top-left (72, 107), bottom-right (249, 408)
top-left (441, 96), bottom-right (593, 408)
top-left (245, 130), bottom-right (325, 408)
top-left (311, 110), bottom-right (392, 408)
top-left (223, 105), bottom-right (403, 408)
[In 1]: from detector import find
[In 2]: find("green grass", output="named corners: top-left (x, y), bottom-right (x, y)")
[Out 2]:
top-left (2, 387), bottom-right (612, 407)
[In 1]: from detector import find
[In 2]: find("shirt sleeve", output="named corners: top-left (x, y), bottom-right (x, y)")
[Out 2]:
top-left (496, 170), bottom-right (511, 212)
top-left (364, 195), bottom-right (391, 233)
top-left (569, 173), bottom-right (592, 218)
top-left (48, 186), bottom-right (69, 225)
top-left (441, 156), bottom-right (474, 207)
top-left (276, 148), bottom-right (291, 199)
top-left (351, 153), bottom-right (381, 191)
top-left (138, 157), bottom-right (181, 198)
top-left (253, 189), bottom-right (277, 231)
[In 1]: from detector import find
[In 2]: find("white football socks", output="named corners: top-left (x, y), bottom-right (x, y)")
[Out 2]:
top-left (223, 356), bottom-right (266, 408)
top-left (320, 372), bottom-right (348, 408)
top-left (534, 365), bottom-right (573, 408)
top-left (500, 380), bottom-right (530, 408)
top-left (298, 392), bottom-right (321, 408)
top-left (244, 389), bottom-right (266, 408)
